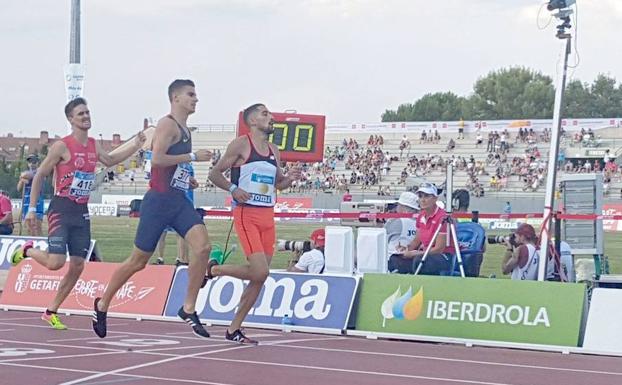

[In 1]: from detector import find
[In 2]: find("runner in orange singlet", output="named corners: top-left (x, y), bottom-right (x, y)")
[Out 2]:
top-left (208, 103), bottom-right (301, 344)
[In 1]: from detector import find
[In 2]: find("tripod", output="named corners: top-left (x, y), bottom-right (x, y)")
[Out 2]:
top-left (413, 214), bottom-right (465, 277)
top-left (413, 164), bottom-right (465, 277)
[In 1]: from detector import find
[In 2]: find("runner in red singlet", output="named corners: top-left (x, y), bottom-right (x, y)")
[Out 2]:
top-left (10, 97), bottom-right (146, 330)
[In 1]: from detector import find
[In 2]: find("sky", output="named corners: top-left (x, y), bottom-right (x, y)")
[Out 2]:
top-left (1, 0), bottom-right (621, 139)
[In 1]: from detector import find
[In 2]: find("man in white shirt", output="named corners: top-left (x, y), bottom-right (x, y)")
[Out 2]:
top-left (287, 229), bottom-right (325, 274)
top-left (386, 191), bottom-right (420, 273)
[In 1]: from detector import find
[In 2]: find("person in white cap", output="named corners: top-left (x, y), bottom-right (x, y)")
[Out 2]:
top-left (397, 182), bottom-right (453, 275)
top-left (387, 191), bottom-right (420, 273)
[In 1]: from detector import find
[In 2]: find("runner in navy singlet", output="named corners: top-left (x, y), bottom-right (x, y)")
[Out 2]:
top-left (10, 97), bottom-right (146, 330)
top-left (92, 79), bottom-right (214, 339)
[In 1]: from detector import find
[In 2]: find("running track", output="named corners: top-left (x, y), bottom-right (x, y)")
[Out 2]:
top-left (0, 310), bottom-right (621, 385)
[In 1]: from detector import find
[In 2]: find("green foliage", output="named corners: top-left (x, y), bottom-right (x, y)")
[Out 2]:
top-left (382, 67), bottom-right (622, 121)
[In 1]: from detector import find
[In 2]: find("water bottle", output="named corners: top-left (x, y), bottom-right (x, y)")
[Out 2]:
top-left (281, 314), bottom-right (294, 326)
top-left (210, 244), bottom-right (224, 265)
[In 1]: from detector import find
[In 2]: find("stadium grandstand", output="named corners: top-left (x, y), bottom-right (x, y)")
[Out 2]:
top-left (91, 119), bottom-right (622, 206)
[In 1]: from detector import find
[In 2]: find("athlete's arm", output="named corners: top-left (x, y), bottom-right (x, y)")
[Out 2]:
top-left (28, 141), bottom-right (66, 209)
top-left (16, 171), bottom-right (32, 192)
top-left (150, 118), bottom-right (211, 167)
top-left (209, 138), bottom-right (244, 191)
top-left (96, 130), bottom-right (146, 167)
top-left (270, 144), bottom-right (300, 190)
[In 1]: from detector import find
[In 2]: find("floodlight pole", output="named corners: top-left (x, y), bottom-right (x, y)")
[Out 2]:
top-left (537, 32), bottom-right (572, 281)
top-left (69, 0), bottom-right (81, 64)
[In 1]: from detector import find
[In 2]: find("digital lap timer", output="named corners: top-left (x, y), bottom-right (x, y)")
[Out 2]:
top-left (237, 111), bottom-right (325, 162)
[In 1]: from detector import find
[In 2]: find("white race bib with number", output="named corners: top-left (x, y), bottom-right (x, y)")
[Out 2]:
top-left (70, 171), bottom-right (95, 197)
top-left (171, 162), bottom-right (192, 191)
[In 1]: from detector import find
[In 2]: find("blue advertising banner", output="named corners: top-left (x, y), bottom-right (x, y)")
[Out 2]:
top-left (164, 268), bottom-right (359, 330)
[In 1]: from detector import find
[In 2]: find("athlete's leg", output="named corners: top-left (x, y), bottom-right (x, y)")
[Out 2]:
top-left (182, 224), bottom-right (211, 314)
top-left (25, 249), bottom-right (66, 270)
top-left (156, 231), bottom-right (167, 261)
top-left (97, 246), bottom-right (153, 312)
top-left (176, 234), bottom-right (190, 264)
top-left (227, 253), bottom-right (269, 333)
top-left (48, 256), bottom-right (85, 312)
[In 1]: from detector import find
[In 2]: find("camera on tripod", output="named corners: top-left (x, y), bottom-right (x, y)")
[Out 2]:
top-left (487, 233), bottom-right (517, 247)
top-left (277, 240), bottom-right (312, 253)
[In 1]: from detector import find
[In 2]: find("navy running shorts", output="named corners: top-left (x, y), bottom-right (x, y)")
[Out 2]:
top-left (47, 196), bottom-right (91, 258)
top-left (134, 190), bottom-right (204, 252)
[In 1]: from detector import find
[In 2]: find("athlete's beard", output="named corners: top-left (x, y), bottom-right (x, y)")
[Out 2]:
top-left (264, 121), bottom-right (275, 135)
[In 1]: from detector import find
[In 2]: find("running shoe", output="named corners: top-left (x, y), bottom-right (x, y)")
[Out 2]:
top-left (92, 297), bottom-right (108, 338)
top-left (41, 311), bottom-right (67, 330)
top-left (153, 258), bottom-right (164, 265)
top-left (225, 329), bottom-right (258, 345)
top-left (178, 307), bottom-right (210, 338)
top-left (10, 240), bottom-right (33, 266)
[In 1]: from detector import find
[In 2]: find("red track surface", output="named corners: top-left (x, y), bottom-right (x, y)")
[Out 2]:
top-left (0, 309), bottom-right (621, 385)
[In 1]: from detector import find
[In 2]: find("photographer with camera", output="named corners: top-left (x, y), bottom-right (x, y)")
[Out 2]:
top-left (286, 229), bottom-right (325, 274)
top-left (500, 223), bottom-right (540, 280)
top-left (387, 192), bottom-right (419, 274)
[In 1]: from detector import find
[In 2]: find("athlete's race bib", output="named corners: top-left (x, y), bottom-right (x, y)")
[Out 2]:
top-left (248, 172), bottom-right (275, 205)
top-left (70, 171), bottom-right (95, 197)
top-left (171, 162), bottom-right (192, 191)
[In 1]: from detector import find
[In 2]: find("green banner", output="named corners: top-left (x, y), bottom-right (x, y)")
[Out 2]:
top-left (355, 274), bottom-right (585, 347)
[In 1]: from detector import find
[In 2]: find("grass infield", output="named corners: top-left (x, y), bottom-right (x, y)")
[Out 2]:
top-left (46, 217), bottom-right (620, 278)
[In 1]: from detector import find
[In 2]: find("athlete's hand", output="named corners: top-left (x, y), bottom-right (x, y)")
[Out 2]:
top-left (232, 187), bottom-right (250, 203)
top-left (25, 212), bottom-right (37, 234)
top-left (194, 149), bottom-right (212, 162)
top-left (189, 177), bottom-right (199, 190)
top-left (134, 129), bottom-right (147, 148)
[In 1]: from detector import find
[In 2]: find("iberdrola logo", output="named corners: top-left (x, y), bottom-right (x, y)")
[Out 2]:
top-left (380, 286), bottom-right (424, 327)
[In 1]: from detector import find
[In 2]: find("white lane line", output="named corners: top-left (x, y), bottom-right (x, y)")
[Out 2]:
top-left (271, 343), bottom-right (622, 377)
top-left (0, 329), bottom-right (16, 332)
top-left (0, 351), bottom-right (121, 363)
top-left (0, 338), bottom-right (125, 355)
top-left (0, 316), bottom-right (42, 321)
top-left (0, 320), bottom-right (223, 341)
top-left (58, 344), bottom-right (252, 385)
top-left (47, 335), bottom-right (130, 343)
top-left (0, 362), bottom-right (237, 385)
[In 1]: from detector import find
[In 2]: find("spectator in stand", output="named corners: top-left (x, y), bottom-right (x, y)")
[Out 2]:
top-left (0, 190), bottom-right (14, 235)
top-left (486, 132), bottom-right (493, 152)
top-left (445, 138), bottom-right (456, 152)
top-left (475, 131), bottom-right (483, 148)
top-left (504, 201), bottom-right (512, 215)
top-left (342, 188), bottom-right (352, 202)
top-left (399, 134), bottom-right (410, 158)
top-left (458, 118), bottom-right (465, 139)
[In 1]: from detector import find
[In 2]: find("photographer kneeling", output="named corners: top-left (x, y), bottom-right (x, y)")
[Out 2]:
top-left (286, 229), bottom-right (325, 274)
top-left (501, 223), bottom-right (539, 280)
top-left (397, 184), bottom-right (452, 275)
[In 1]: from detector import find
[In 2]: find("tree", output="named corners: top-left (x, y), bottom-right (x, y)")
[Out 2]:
top-left (563, 80), bottom-right (593, 117)
top-left (382, 92), bottom-right (465, 122)
top-left (589, 74), bottom-right (622, 117)
top-left (382, 67), bottom-right (622, 121)
top-left (468, 67), bottom-right (554, 119)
